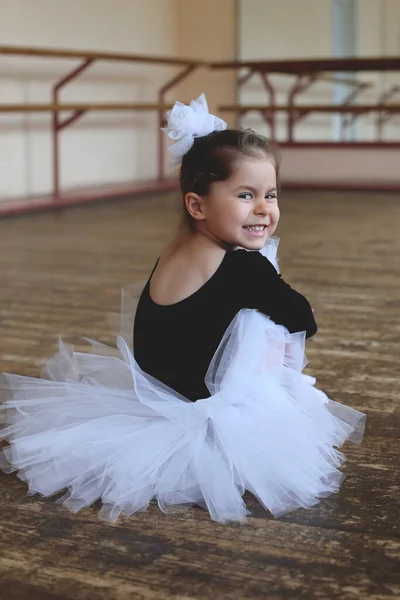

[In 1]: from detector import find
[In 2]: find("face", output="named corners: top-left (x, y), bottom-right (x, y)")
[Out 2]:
top-left (196, 157), bottom-right (280, 250)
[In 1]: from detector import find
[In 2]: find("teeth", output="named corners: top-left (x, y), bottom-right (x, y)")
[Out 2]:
top-left (246, 226), bottom-right (265, 231)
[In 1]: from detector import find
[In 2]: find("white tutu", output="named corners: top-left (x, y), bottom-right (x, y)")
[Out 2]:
top-left (0, 239), bottom-right (366, 523)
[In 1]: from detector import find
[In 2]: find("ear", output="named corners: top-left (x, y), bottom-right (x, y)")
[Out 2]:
top-left (184, 192), bottom-right (207, 222)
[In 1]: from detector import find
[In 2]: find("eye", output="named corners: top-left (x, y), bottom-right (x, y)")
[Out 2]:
top-left (238, 192), bottom-right (253, 200)
top-left (266, 193), bottom-right (277, 201)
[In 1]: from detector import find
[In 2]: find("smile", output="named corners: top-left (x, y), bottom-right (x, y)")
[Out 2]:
top-left (244, 225), bottom-right (267, 231)
top-left (243, 225), bottom-right (269, 237)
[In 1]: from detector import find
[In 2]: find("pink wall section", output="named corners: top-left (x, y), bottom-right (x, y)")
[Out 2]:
top-left (280, 147), bottom-right (400, 187)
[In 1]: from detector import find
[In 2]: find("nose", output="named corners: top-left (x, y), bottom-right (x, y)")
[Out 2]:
top-left (254, 197), bottom-right (269, 216)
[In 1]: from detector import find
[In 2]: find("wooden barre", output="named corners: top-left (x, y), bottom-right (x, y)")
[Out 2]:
top-left (0, 45), bottom-right (205, 67)
top-left (0, 103), bottom-right (173, 113)
top-left (212, 57), bottom-right (400, 73)
top-left (1, 46), bottom-right (399, 74)
top-left (2, 103), bottom-right (399, 116)
top-left (2, 103), bottom-right (399, 115)
top-left (220, 104), bottom-right (400, 114)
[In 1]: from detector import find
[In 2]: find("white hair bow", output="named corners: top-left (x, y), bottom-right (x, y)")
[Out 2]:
top-left (162, 93), bottom-right (227, 164)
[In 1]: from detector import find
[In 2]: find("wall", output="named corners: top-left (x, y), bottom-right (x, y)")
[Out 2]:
top-left (3, 0), bottom-right (398, 198)
top-left (0, 0), bottom-right (178, 198)
top-left (237, 0), bottom-right (400, 143)
top-left (174, 0), bottom-right (237, 119)
top-left (358, 0), bottom-right (400, 141)
top-left (281, 147), bottom-right (400, 187)
top-left (0, 0), bottom-right (238, 200)
top-left (237, 0), bottom-right (333, 141)
top-left (163, 0), bottom-right (237, 178)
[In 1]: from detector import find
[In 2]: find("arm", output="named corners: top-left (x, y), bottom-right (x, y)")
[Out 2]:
top-left (238, 251), bottom-right (317, 338)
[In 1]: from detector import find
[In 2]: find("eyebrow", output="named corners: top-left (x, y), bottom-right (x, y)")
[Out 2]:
top-left (233, 185), bottom-right (277, 193)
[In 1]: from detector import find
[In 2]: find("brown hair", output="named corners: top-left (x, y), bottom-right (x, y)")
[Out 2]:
top-left (179, 128), bottom-right (280, 231)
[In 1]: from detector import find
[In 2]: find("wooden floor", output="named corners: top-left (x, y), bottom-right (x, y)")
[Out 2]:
top-left (0, 190), bottom-right (399, 600)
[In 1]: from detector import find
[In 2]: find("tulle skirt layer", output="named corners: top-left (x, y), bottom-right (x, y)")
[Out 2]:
top-left (0, 309), bottom-right (365, 523)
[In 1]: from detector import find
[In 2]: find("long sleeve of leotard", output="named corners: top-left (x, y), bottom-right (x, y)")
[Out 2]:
top-left (233, 250), bottom-right (317, 338)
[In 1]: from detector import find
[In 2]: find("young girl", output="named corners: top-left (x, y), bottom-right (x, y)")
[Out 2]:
top-left (0, 95), bottom-right (365, 524)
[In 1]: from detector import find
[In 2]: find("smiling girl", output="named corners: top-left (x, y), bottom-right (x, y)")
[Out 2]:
top-left (0, 95), bottom-right (365, 523)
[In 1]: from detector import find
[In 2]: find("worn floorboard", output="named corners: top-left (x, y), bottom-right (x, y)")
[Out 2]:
top-left (0, 190), bottom-right (399, 599)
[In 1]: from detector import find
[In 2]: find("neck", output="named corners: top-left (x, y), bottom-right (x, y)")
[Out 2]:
top-left (189, 226), bottom-right (233, 252)
top-left (172, 229), bottom-right (230, 262)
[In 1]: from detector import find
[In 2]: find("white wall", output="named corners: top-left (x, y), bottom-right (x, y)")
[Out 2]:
top-left (358, 0), bottom-right (400, 141)
top-left (0, 0), bottom-right (238, 200)
top-left (239, 0), bottom-right (332, 61)
top-left (0, 0), bottom-right (178, 198)
top-left (3, 0), bottom-right (399, 198)
top-left (238, 0), bottom-right (332, 141)
top-left (237, 0), bottom-right (400, 143)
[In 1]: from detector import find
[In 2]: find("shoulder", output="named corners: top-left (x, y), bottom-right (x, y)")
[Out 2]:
top-left (226, 249), bottom-right (279, 275)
